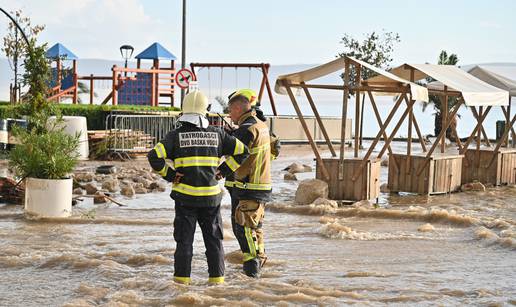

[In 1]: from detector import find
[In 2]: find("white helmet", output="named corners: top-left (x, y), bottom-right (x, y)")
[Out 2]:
top-left (182, 90), bottom-right (209, 115)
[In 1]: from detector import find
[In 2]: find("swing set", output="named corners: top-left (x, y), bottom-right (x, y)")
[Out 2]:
top-left (190, 63), bottom-right (277, 115)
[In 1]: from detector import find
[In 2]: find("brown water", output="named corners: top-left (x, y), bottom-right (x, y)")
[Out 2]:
top-left (1, 145), bottom-right (515, 306)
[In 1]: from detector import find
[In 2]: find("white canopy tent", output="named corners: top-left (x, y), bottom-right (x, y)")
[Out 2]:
top-left (368, 64), bottom-right (509, 106)
top-left (468, 65), bottom-right (516, 97)
top-left (275, 56), bottom-right (429, 102)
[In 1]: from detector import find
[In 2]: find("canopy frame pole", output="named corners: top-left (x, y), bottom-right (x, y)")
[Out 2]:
top-left (283, 80), bottom-right (329, 180)
top-left (350, 93), bottom-right (407, 181)
top-left (354, 63), bottom-right (362, 158)
top-left (367, 90), bottom-right (398, 172)
top-left (486, 113), bottom-right (516, 168)
top-left (417, 99), bottom-right (464, 176)
top-left (301, 82), bottom-right (337, 157)
top-left (339, 59), bottom-right (350, 180)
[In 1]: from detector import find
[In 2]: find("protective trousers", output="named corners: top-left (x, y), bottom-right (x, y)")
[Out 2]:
top-left (229, 189), bottom-right (266, 266)
top-left (173, 202), bottom-right (224, 284)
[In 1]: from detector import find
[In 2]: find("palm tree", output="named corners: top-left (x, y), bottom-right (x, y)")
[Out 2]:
top-left (421, 50), bottom-right (460, 140)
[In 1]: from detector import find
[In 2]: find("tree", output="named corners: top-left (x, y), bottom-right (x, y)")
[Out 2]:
top-left (337, 30), bottom-right (401, 146)
top-left (421, 50), bottom-right (460, 139)
top-left (1, 9), bottom-right (45, 103)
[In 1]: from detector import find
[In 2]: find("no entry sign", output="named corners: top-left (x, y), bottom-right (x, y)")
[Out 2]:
top-left (175, 68), bottom-right (195, 89)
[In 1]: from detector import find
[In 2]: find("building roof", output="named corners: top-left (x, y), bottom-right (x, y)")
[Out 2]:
top-left (135, 42), bottom-right (177, 60)
top-left (46, 43), bottom-right (78, 60)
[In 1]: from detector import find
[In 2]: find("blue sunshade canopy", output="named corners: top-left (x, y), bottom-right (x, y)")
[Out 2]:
top-left (46, 43), bottom-right (78, 60)
top-left (135, 42), bottom-right (176, 60)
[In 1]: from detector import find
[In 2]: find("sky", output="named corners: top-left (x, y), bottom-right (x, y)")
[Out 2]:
top-left (0, 0), bottom-right (515, 66)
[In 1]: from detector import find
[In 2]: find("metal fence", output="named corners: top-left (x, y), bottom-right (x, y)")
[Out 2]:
top-left (105, 114), bottom-right (177, 160)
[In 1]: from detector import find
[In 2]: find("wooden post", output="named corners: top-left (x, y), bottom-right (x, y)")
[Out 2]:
top-left (89, 74), bottom-right (94, 105)
top-left (477, 106), bottom-right (483, 168)
top-left (354, 63), bottom-right (361, 158)
top-left (258, 65), bottom-right (266, 103)
top-left (72, 59), bottom-right (78, 104)
top-left (340, 59), bottom-right (350, 180)
top-left (460, 106), bottom-right (492, 154)
top-left (284, 81), bottom-right (329, 180)
top-left (441, 86), bottom-right (448, 153)
top-left (416, 100), bottom-right (463, 176)
top-left (262, 64), bottom-right (277, 116)
top-left (112, 65), bottom-right (118, 105)
top-left (412, 115), bottom-right (427, 152)
top-left (137, 59), bottom-right (141, 69)
top-left (407, 68), bottom-right (415, 174)
top-left (301, 82), bottom-right (337, 157)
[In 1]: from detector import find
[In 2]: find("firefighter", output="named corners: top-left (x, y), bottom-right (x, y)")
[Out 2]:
top-left (224, 89), bottom-right (273, 277)
top-left (147, 90), bottom-right (249, 285)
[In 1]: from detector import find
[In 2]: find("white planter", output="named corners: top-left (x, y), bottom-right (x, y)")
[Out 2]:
top-left (49, 116), bottom-right (89, 160)
top-left (25, 177), bottom-right (73, 218)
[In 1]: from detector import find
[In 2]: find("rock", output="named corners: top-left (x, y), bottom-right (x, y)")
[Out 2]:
top-left (101, 179), bottom-right (119, 193)
top-left (461, 181), bottom-right (486, 192)
top-left (295, 179), bottom-right (328, 205)
top-left (73, 188), bottom-right (85, 195)
top-left (284, 173), bottom-right (297, 181)
top-left (351, 200), bottom-right (374, 208)
top-left (75, 172), bottom-right (95, 183)
top-left (283, 162), bottom-right (312, 174)
top-left (418, 223), bottom-right (435, 232)
top-left (311, 197), bottom-right (338, 208)
top-left (94, 175), bottom-right (105, 182)
top-left (134, 186), bottom-right (148, 194)
top-left (381, 158), bottom-right (389, 167)
top-left (121, 180), bottom-right (133, 187)
top-left (84, 183), bottom-right (98, 195)
top-left (96, 165), bottom-right (117, 174)
top-left (121, 185), bottom-right (135, 197)
top-left (149, 181), bottom-right (166, 192)
top-left (380, 183), bottom-right (390, 193)
top-left (93, 192), bottom-right (107, 204)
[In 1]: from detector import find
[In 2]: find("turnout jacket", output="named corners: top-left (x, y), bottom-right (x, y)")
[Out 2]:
top-left (226, 110), bottom-right (272, 202)
top-left (148, 122), bottom-right (249, 207)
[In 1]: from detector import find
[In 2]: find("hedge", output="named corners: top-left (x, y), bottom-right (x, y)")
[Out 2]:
top-left (0, 103), bottom-right (180, 130)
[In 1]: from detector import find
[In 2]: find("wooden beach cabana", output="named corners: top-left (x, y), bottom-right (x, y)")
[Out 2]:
top-left (458, 66), bottom-right (516, 185)
top-left (369, 64), bottom-right (509, 194)
top-left (275, 56), bottom-right (429, 201)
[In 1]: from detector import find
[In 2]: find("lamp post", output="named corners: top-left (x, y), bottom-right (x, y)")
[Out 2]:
top-left (119, 45), bottom-right (134, 77)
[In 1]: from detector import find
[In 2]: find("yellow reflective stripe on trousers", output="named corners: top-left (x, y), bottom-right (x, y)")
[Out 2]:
top-left (225, 156), bottom-right (240, 171)
top-left (244, 226), bottom-right (257, 259)
top-left (234, 139), bottom-right (245, 155)
top-left (154, 143), bottom-right (167, 159)
top-left (243, 253), bottom-right (255, 262)
top-left (173, 276), bottom-right (191, 284)
top-left (208, 276), bottom-right (224, 284)
top-left (172, 183), bottom-right (221, 196)
top-left (158, 164), bottom-right (169, 177)
top-left (174, 156), bottom-right (219, 168)
top-left (234, 181), bottom-right (272, 190)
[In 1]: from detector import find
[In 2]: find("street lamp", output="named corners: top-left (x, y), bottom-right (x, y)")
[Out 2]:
top-left (119, 44), bottom-right (134, 77)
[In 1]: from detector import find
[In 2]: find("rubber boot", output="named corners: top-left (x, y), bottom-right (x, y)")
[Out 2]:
top-left (243, 258), bottom-right (260, 278)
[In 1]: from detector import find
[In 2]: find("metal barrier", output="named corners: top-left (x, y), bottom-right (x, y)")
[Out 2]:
top-left (105, 114), bottom-right (177, 160)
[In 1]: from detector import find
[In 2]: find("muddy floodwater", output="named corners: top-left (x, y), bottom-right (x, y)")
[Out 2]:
top-left (0, 144), bottom-right (515, 306)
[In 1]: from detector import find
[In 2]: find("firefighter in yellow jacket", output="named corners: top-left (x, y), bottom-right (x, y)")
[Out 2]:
top-left (147, 91), bottom-right (249, 285)
top-left (225, 89), bottom-right (273, 277)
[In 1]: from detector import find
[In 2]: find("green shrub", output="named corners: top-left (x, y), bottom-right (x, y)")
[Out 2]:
top-left (9, 124), bottom-right (80, 179)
